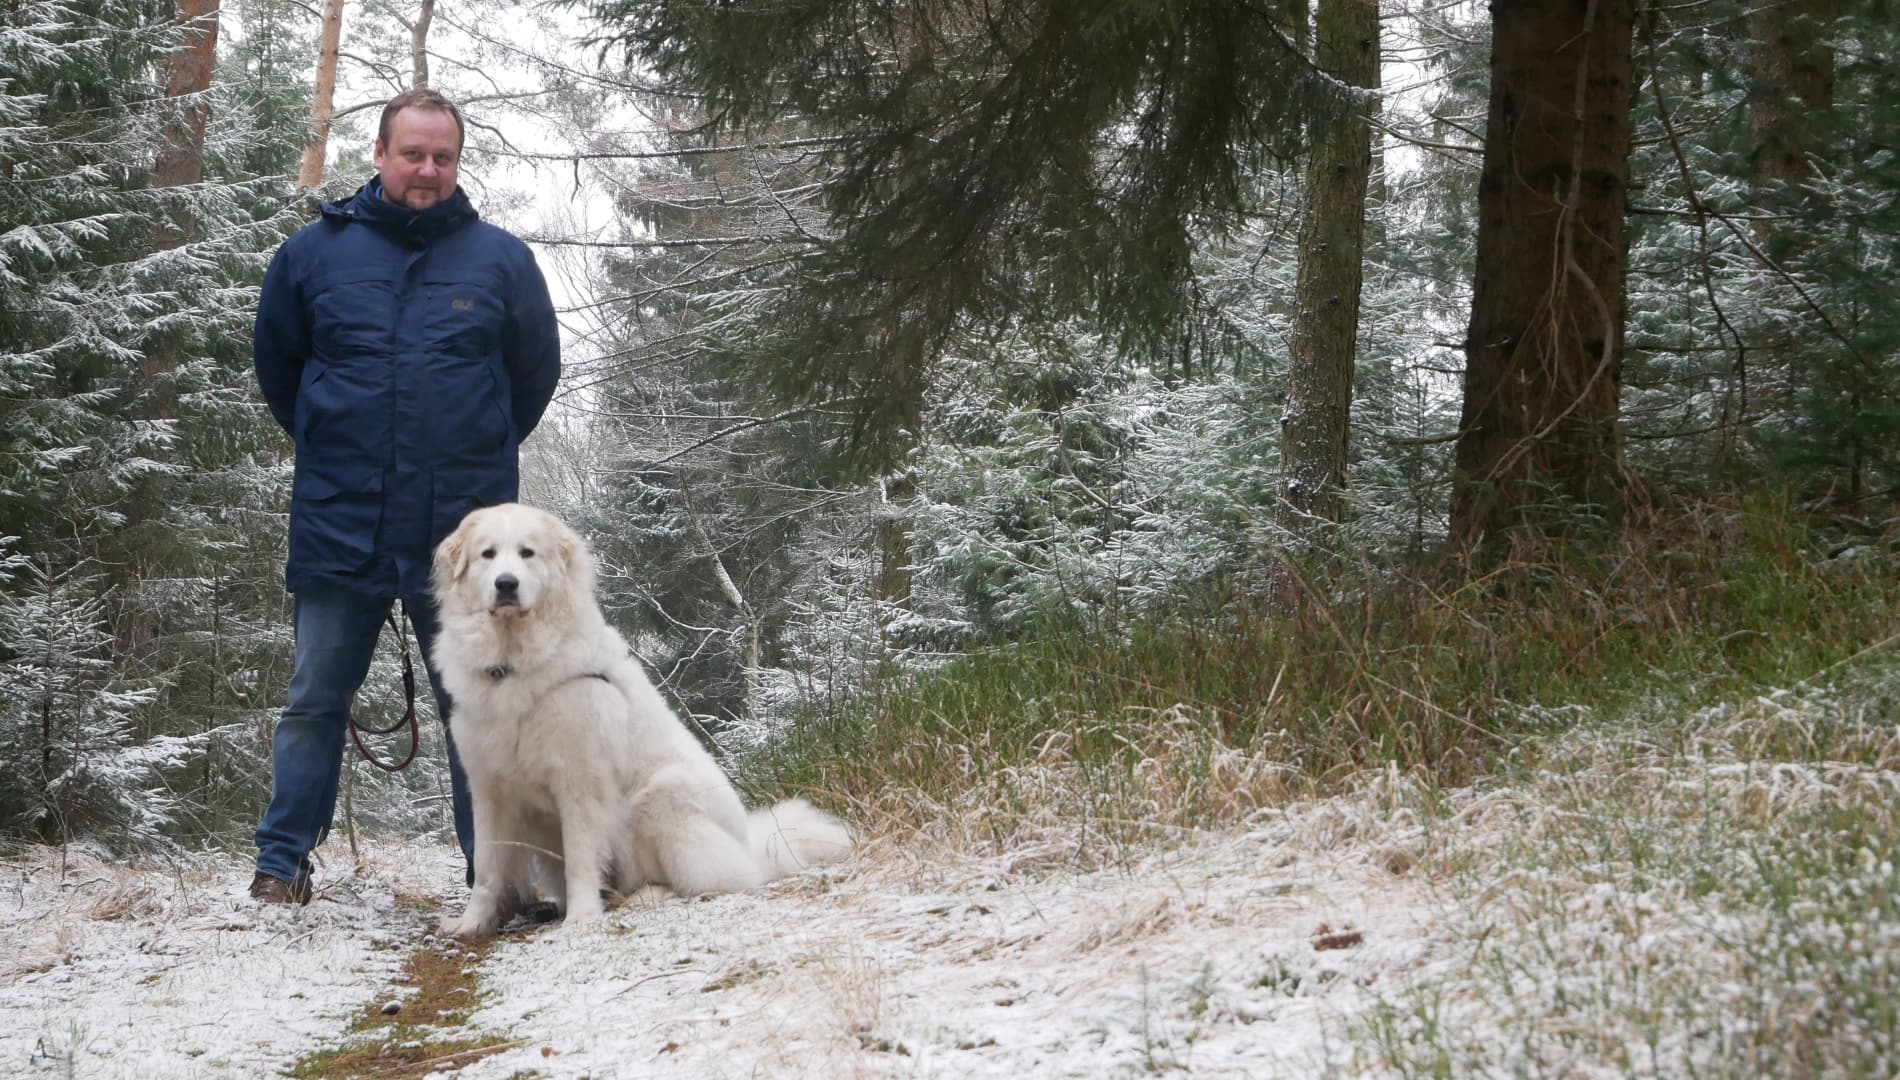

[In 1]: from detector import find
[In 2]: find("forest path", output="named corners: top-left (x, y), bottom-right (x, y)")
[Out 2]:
top-left (1, 841), bottom-right (457, 1076)
top-left (2, 809), bottom-right (1441, 1078)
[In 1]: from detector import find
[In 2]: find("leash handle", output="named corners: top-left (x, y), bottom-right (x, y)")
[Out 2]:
top-left (348, 603), bottom-right (421, 771)
top-left (349, 703), bottom-right (419, 772)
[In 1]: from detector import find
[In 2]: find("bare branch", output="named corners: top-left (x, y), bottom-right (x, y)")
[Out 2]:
top-left (643, 407), bottom-right (828, 468)
top-left (523, 234), bottom-right (816, 250)
top-left (490, 136), bottom-right (847, 166)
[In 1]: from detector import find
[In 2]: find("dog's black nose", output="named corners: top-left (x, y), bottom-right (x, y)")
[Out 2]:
top-left (494, 574), bottom-right (518, 595)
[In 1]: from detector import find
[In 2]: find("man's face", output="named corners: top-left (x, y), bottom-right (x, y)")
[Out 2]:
top-left (373, 107), bottom-right (460, 212)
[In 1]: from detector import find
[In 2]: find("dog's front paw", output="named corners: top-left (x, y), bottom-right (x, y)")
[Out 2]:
top-left (438, 909), bottom-right (495, 939)
top-left (562, 901), bottom-right (605, 927)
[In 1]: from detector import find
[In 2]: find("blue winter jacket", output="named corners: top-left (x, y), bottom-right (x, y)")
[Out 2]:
top-left (253, 179), bottom-right (561, 597)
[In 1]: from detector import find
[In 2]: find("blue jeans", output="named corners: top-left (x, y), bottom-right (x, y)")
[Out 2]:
top-left (254, 586), bottom-right (475, 887)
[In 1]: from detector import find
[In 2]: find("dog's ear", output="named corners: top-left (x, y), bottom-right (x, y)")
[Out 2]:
top-left (556, 525), bottom-right (580, 571)
top-left (433, 514), bottom-right (474, 589)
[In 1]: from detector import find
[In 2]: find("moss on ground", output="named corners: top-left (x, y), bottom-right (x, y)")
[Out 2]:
top-left (292, 901), bottom-right (533, 1079)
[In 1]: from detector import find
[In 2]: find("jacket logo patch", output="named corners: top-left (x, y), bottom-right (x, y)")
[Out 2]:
top-left (451, 297), bottom-right (476, 311)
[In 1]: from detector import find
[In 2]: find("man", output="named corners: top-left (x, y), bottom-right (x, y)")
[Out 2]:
top-left (250, 88), bottom-right (561, 904)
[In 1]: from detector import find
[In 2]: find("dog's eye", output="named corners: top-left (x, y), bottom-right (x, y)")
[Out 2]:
top-left (480, 547), bottom-right (496, 560)
top-left (519, 547), bottom-right (536, 559)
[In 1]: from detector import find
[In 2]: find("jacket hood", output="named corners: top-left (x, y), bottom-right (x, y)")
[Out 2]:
top-left (320, 177), bottom-right (479, 240)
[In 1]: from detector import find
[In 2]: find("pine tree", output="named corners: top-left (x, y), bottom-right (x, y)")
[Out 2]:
top-left (215, 0), bottom-right (314, 180)
top-left (0, 0), bottom-right (309, 849)
top-left (1766, 0), bottom-right (1900, 503)
top-left (1451, 0), bottom-right (1636, 546)
top-left (566, 108), bottom-right (842, 727)
top-left (1276, 0), bottom-right (1380, 573)
top-left (0, 557), bottom-right (181, 847)
top-left (584, 0), bottom-right (1341, 469)
top-left (1612, 0), bottom-right (1898, 503)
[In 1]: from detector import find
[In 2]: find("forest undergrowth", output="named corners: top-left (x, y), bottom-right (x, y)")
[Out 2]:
top-left (731, 491), bottom-right (1899, 1073)
top-left (746, 493), bottom-right (1899, 864)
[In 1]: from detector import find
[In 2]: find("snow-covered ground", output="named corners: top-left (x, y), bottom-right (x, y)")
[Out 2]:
top-left (1, 842), bottom-right (422, 1075)
top-left (0, 812), bottom-right (1435, 1078)
top-left (5, 680), bottom-right (1896, 1078)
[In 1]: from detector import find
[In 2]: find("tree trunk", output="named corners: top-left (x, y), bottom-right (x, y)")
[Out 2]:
top-left (1749, 0), bottom-right (1837, 249)
top-left (144, 0), bottom-right (222, 407)
top-left (128, 0), bottom-right (222, 660)
top-left (296, 0), bottom-right (346, 190)
top-left (1277, 0), bottom-right (1379, 538)
top-left (874, 470), bottom-right (915, 628)
top-left (680, 480), bottom-right (762, 719)
top-left (1451, 0), bottom-right (1634, 548)
top-left (409, 0), bottom-right (435, 88)
top-left (1747, 0), bottom-right (1837, 425)
top-left (873, 356), bottom-right (924, 637)
top-left (152, 0), bottom-right (220, 228)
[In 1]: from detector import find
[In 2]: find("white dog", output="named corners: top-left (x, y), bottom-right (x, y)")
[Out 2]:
top-left (429, 503), bottom-right (853, 938)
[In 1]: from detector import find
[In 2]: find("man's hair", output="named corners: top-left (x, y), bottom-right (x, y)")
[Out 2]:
top-left (377, 88), bottom-right (465, 152)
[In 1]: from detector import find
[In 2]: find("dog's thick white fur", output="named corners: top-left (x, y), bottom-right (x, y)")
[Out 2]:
top-left (430, 503), bottom-right (852, 938)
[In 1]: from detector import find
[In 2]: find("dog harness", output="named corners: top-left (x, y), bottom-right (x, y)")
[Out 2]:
top-left (484, 664), bottom-right (612, 687)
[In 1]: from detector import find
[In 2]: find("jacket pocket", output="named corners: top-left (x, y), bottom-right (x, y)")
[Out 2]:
top-left (430, 465), bottom-right (518, 554)
top-left (295, 360), bottom-right (388, 461)
top-left (290, 463), bottom-right (386, 576)
top-left (419, 273), bottom-right (504, 358)
top-left (414, 355), bottom-right (513, 460)
top-left (309, 269), bottom-right (398, 359)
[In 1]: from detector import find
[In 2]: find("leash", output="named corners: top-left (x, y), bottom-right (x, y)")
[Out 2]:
top-left (349, 602), bottom-right (421, 772)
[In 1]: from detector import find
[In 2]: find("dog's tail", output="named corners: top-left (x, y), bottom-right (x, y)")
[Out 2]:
top-left (747, 798), bottom-right (854, 881)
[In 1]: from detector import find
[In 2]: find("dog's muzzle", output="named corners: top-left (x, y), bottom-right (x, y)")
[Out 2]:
top-left (489, 573), bottom-right (522, 614)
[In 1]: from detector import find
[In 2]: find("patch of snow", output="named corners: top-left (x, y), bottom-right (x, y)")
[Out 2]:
top-left (451, 829), bottom-right (1433, 1078)
top-left (10, 678), bottom-right (1888, 1078)
top-left (0, 841), bottom-right (457, 1077)
top-left (0, 821), bottom-right (1439, 1078)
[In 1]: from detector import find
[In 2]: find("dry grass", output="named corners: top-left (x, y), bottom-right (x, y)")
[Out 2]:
top-left (722, 496), bottom-right (1900, 1073)
top-left (751, 496), bottom-right (1897, 874)
top-left (1357, 670), bottom-right (1900, 1076)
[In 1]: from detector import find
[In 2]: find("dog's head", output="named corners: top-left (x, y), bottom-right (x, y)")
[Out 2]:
top-left (432, 503), bottom-right (589, 621)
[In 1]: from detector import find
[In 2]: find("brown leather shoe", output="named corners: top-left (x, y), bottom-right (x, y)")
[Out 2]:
top-left (249, 871), bottom-right (313, 906)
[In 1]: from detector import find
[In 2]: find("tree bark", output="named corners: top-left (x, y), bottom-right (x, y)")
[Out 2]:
top-left (1746, 0), bottom-right (1837, 425)
top-left (130, 0), bottom-right (224, 660)
top-left (874, 470), bottom-right (914, 614)
top-left (152, 0), bottom-right (220, 204)
top-left (1277, 0), bottom-right (1380, 537)
top-left (1451, 0), bottom-right (1634, 548)
top-left (680, 480), bottom-right (762, 719)
top-left (1749, 0), bottom-right (1836, 248)
top-left (296, 0), bottom-right (346, 190)
top-left (147, 0), bottom-right (222, 406)
top-left (409, 0), bottom-right (435, 89)
top-left (873, 331), bottom-right (924, 631)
